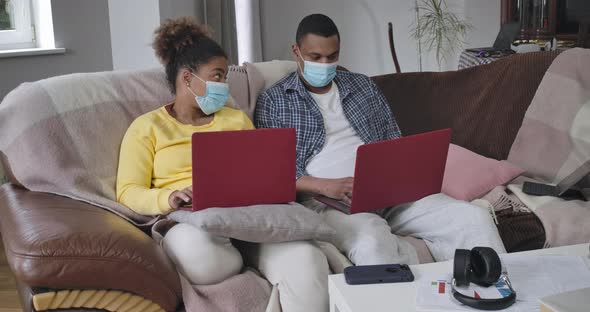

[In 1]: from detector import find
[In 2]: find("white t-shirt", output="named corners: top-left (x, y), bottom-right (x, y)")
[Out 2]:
top-left (305, 83), bottom-right (364, 179)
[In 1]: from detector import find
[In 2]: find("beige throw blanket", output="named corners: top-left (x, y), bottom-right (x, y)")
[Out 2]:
top-left (506, 48), bottom-right (590, 247)
top-left (507, 177), bottom-right (590, 247)
top-left (0, 67), bottom-right (272, 312)
top-left (0, 69), bottom-right (168, 225)
top-left (508, 48), bottom-right (590, 185)
top-left (0, 66), bottom-right (264, 226)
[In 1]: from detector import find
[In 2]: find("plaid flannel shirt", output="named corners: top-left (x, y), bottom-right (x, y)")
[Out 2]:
top-left (254, 71), bottom-right (402, 179)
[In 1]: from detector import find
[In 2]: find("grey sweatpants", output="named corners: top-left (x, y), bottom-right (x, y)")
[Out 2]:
top-left (303, 193), bottom-right (507, 266)
top-left (163, 224), bottom-right (330, 312)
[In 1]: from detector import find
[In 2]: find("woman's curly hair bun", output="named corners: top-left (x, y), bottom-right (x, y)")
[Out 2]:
top-left (153, 17), bottom-right (212, 66)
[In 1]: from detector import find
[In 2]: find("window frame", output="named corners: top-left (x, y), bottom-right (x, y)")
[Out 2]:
top-left (0, 0), bottom-right (34, 50)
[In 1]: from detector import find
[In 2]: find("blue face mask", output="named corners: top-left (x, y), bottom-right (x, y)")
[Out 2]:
top-left (188, 73), bottom-right (230, 115)
top-left (297, 48), bottom-right (338, 87)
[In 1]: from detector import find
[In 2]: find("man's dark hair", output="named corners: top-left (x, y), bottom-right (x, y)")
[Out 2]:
top-left (296, 14), bottom-right (340, 46)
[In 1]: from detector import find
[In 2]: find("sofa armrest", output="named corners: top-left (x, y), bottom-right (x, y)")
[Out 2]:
top-left (0, 184), bottom-right (181, 312)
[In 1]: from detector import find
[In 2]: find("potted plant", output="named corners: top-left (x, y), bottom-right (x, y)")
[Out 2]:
top-left (411, 0), bottom-right (471, 71)
top-left (0, 0), bottom-right (12, 30)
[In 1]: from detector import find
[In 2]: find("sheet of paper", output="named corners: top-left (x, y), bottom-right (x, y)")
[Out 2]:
top-left (416, 255), bottom-right (590, 312)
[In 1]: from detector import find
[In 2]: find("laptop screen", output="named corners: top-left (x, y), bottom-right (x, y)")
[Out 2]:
top-left (493, 22), bottom-right (520, 50)
top-left (556, 159), bottom-right (590, 195)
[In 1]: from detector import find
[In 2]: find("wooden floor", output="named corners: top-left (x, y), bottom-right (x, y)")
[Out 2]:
top-left (0, 235), bottom-right (22, 311)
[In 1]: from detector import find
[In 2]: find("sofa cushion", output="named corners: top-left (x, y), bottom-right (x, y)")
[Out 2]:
top-left (248, 60), bottom-right (297, 90)
top-left (443, 144), bottom-right (524, 201)
top-left (168, 203), bottom-right (335, 243)
top-left (0, 184), bottom-right (182, 312)
top-left (372, 51), bottom-right (560, 160)
top-left (226, 65), bottom-right (265, 121)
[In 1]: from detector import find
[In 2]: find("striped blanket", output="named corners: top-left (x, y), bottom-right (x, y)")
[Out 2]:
top-left (0, 66), bottom-right (261, 225)
top-left (507, 48), bottom-right (590, 247)
top-left (508, 48), bottom-right (590, 184)
top-left (0, 69), bottom-right (169, 225)
top-left (0, 67), bottom-right (272, 312)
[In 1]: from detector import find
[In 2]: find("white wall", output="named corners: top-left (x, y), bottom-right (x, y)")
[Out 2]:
top-left (260, 0), bottom-right (501, 75)
top-left (464, 0), bottom-right (501, 50)
top-left (159, 0), bottom-right (204, 22)
top-left (108, 0), bottom-right (161, 70)
top-left (0, 0), bottom-right (113, 100)
top-left (0, 0), bottom-right (210, 100)
top-left (0, 0), bottom-right (500, 102)
top-left (109, 0), bottom-right (213, 70)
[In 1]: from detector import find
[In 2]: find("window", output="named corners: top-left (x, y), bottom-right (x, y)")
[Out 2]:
top-left (0, 0), bottom-right (34, 50)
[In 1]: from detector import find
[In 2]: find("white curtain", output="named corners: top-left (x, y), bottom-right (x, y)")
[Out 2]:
top-left (235, 0), bottom-right (263, 64)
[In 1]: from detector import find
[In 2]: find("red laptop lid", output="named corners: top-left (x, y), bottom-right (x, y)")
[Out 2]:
top-left (350, 129), bottom-right (451, 213)
top-left (191, 128), bottom-right (296, 211)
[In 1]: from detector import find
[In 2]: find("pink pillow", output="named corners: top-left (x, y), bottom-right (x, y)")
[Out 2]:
top-left (442, 144), bottom-right (524, 201)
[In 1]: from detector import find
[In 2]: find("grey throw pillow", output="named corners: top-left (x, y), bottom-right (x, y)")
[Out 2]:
top-left (168, 203), bottom-right (335, 243)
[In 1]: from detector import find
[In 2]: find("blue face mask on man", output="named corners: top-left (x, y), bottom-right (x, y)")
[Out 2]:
top-left (296, 47), bottom-right (338, 88)
top-left (187, 73), bottom-right (230, 115)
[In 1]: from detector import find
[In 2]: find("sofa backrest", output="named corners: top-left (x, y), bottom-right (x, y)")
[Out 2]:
top-left (0, 53), bottom-right (560, 219)
top-left (373, 51), bottom-right (560, 160)
top-left (0, 68), bottom-right (170, 221)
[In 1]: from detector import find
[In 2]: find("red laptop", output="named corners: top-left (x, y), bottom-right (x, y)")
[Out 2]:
top-left (315, 129), bottom-right (451, 214)
top-left (188, 128), bottom-right (296, 211)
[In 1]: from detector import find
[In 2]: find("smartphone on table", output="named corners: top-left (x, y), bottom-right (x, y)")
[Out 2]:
top-left (344, 264), bottom-right (414, 285)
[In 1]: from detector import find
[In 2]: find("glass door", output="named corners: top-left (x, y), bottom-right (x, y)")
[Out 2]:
top-left (502, 0), bottom-right (580, 41)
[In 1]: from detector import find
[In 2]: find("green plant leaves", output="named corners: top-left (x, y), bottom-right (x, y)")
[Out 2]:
top-left (411, 0), bottom-right (472, 69)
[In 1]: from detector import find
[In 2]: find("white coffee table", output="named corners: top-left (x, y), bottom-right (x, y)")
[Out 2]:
top-left (329, 244), bottom-right (590, 312)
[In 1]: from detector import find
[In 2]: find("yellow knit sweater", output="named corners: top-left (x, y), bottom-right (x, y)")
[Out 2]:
top-left (116, 106), bottom-right (254, 215)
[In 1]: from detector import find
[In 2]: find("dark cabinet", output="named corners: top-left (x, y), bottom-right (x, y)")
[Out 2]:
top-left (501, 0), bottom-right (583, 41)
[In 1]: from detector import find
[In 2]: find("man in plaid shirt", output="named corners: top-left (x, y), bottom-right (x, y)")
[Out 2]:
top-left (255, 56), bottom-right (402, 182)
top-left (254, 14), bottom-right (506, 312)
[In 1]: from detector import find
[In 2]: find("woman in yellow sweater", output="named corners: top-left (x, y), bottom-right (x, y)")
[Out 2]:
top-left (116, 19), bottom-right (253, 215)
top-left (117, 18), bottom-right (329, 312)
top-left (116, 18), bottom-right (250, 286)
